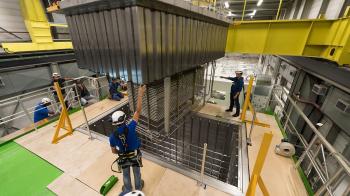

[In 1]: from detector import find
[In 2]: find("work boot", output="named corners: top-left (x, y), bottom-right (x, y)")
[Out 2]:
top-left (232, 113), bottom-right (240, 117)
top-left (225, 109), bottom-right (232, 112)
top-left (141, 180), bottom-right (145, 190)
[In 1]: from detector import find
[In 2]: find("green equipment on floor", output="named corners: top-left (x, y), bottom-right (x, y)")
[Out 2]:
top-left (100, 175), bottom-right (118, 195)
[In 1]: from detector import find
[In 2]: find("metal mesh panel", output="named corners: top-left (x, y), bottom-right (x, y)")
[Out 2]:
top-left (88, 107), bottom-right (240, 187)
top-left (127, 67), bottom-right (205, 137)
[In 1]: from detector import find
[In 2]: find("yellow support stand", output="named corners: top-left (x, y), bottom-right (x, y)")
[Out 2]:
top-left (246, 132), bottom-right (273, 196)
top-left (52, 82), bottom-right (73, 144)
top-left (240, 76), bottom-right (270, 128)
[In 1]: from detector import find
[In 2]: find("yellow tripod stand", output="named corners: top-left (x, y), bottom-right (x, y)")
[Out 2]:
top-left (240, 76), bottom-right (270, 128)
top-left (52, 82), bottom-right (73, 144)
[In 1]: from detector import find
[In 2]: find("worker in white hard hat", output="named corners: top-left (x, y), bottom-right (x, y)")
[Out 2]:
top-left (33, 98), bottom-right (54, 123)
top-left (220, 70), bottom-right (244, 117)
top-left (109, 85), bottom-right (146, 196)
top-left (50, 72), bottom-right (73, 108)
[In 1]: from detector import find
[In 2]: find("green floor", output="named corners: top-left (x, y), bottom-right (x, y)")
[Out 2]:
top-left (0, 142), bottom-right (62, 196)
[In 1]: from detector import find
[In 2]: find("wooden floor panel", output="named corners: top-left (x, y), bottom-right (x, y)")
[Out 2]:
top-left (48, 173), bottom-right (100, 196)
top-left (15, 99), bottom-right (229, 196)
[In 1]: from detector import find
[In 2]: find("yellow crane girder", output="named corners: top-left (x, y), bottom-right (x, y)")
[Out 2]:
top-left (1, 0), bottom-right (72, 53)
top-left (226, 8), bottom-right (350, 66)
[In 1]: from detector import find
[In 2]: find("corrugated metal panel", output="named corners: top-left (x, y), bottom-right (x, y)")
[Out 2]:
top-left (61, 0), bottom-right (229, 84)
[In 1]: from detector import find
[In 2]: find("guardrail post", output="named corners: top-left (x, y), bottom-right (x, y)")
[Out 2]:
top-left (198, 143), bottom-right (208, 188)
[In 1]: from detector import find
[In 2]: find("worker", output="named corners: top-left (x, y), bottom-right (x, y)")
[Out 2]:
top-left (109, 77), bottom-right (125, 101)
top-left (33, 98), bottom-right (54, 123)
top-left (50, 73), bottom-right (73, 108)
top-left (109, 85), bottom-right (146, 196)
top-left (75, 80), bottom-right (91, 106)
top-left (221, 71), bottom-right (244, 117)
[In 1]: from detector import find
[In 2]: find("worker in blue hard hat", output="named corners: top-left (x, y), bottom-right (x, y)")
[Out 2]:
top-left (33, 98), bottom-right (55, 123)
top-left (109, 85), bottom-right (146, 196)
top-left (220, 70), bottom-right (244, 117)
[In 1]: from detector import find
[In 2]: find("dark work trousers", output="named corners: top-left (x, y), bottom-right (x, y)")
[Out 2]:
top-left (229, 92), bottom-right (240, 115)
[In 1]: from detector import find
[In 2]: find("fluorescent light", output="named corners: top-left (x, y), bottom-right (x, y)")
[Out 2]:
top-left (251, 9), bottom-right (257, 15)
top-left (227, 11), bottom-right (235, 17)
top-left (224, 1), bottom-right (229, 8)
top-left (250, 15), bottom-right (253, 19)
top-left (257, 0), bottom-right (263, 6)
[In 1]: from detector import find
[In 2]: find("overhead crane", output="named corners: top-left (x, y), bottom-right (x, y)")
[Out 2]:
top-left (1, 0), bottom-right (350, 67)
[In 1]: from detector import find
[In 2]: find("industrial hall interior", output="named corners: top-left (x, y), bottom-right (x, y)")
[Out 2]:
top-left (1, 0), bottom-right (350, 195)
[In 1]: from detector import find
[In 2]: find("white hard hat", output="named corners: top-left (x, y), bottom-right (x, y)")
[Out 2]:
top-left (124, 191), bottom-right (145, 196)
top-left (111, 111), bottom-right (126, 125)
top-left (52, 72), bottom-right (60, 77)
top-left (41, 98), bottom-right (51, 104)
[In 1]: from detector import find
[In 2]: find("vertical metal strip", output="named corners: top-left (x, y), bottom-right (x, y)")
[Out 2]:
top-left (125, 7), bottom-right (138, 83)
top-left (83, 14), bottom-right (98, 72)
top-left (144, 8), bottom-right (153, 83)
top-left (88, 13), bottom-right (103, 73)
top-left (132, 6), bottom-right (147, 84)
top-left (110, 9), bottom-right (122, 78)
top-left (104, 10), bottom-right (116, 77)
top-left (76, 14), bottom-right (92, 71)
top-left (116, 9), bottom-right (130, 81)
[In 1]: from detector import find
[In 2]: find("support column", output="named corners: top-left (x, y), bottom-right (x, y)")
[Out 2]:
top-left (50, 62), bottom-right (61, 76)
top-left (164, 77), bottom-right (171, 135)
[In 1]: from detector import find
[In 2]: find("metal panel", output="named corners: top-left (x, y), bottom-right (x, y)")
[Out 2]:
top-left (116, 9), bottom-right (129, 80)
top-left (61, 2), bottom-right (229, 84)
top-left (132, 6), bottom-right (147, 84)
top-left (103, 10), bottom-right (116, 77)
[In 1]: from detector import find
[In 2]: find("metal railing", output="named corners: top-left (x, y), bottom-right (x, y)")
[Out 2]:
top-left (270, 85), bottom-right (350, 195)
top-left (0, 76), bottom-right (111, 140)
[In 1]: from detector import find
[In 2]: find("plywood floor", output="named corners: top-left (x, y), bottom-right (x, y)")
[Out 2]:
top-left (15, 99), bottom-right (229, 196)
top-left (198, 104), bottom-right (308, 196)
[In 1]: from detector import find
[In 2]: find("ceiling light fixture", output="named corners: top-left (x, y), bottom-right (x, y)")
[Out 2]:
top-left (257, 0), bottom-right (263, 6)
top-left (252, 9), bottom-right (257, 15)
top-left (224, 1), bottom-right (229, 8)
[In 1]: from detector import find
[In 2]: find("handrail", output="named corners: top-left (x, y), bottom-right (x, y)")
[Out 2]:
top-left (270, 86), bottom-right (350, 195)
top-left (282, 88), bottom-right (350, 176)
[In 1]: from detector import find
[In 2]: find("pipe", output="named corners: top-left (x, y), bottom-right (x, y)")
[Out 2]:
top-left (276, 0), bottom-right (283, 19)
top-left (241, 0), bottom-right (247, 21)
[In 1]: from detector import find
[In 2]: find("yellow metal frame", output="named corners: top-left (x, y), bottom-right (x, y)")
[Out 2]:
top-left (246, 132), bottom-right (273, 196)
top-left (241, 76), bottom-right (270, 128)
top-left (226, 9), bottom-right (350, 66)
top-left (1, 0), bottom-right (72, 53)
top-left (52, 82), bottom-right (73, 144)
